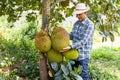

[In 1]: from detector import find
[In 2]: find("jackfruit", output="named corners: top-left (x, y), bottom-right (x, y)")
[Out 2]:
top-left (35, 30), bottom-right (51, 52)
top-left (51, 27), bottom-right (70, 51)
top-left (47, 49), bottom-right (63, 63)
top-left (60, 0), bottom-right (70, 7)
top-left (63, 49), bottom-right (79, 60)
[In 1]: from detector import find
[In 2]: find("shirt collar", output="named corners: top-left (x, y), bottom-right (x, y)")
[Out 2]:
top-left (78, 17), bottom-right (88, 25)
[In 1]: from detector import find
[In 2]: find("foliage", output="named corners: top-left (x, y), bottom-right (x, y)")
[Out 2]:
top-left (90, 46), bottom-right (120, 80)
top-left (91, 46), bottom-right (118, 61)
top-left (0, 0), bottom-right (41, 22)
top-left (0, 0), bottom-right (120, 41)
top-left (0, 22), bottom-right (40, 79)
top-left (87, 0), bottom-right (120, 42)
top-left (89, 64), bottom-right (118, 80)
top-left (0, 37), bottom-right (39, 79)
top-left (48, 59), bottom-right (83, 80)
top-left (21, 21), bottom-right (38, 40)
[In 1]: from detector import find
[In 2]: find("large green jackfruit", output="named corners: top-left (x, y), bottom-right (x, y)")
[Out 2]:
top-left (47, 49), bottom-right (63, 63)
top-left (63, 49), bottom-right (79, 60)
top-left (35, 30), bottom-right (51, 52)
top-left (51, 27), bottom-right (70, 51)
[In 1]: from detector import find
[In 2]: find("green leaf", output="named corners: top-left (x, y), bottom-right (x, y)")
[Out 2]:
top-left (50, 62), bottom-right (59, 72)
top-left (69, 60), bottom-right (75, 65)
top-left (74, 65), bottom-right (82, 74)
top-left (67, 61), bottom-right (72, 71)
top-left (109, 31), bottom-right (115, 42)
top-left (70, 71), bottom-right (83, 80)
top-left (61, 64), bottom-right (69, 76)
top-left (54, 75), bottom-right (64, 80)
top-left (63, 74), bottom-right (71, 80)
top-left (74, 75), bottom-right (83, 80)
top-left (54, 70), bottom-right (62, 77)
top-left (102, 37), bottom-right (107, 42)
top-left (65, 7), bottom-right (74, 17)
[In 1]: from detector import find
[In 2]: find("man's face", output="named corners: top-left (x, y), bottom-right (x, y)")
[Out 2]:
top-left (76, 12), bottom-right (86, 22)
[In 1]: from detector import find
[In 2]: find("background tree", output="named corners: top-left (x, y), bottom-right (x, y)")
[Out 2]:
top-left (0, 0), bottom-right (120, 80)
top-left (0, 0), bottom-right (120, 40)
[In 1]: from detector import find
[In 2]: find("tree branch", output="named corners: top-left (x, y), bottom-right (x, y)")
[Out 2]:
top-left (51, 0), bottom-right (66, 9)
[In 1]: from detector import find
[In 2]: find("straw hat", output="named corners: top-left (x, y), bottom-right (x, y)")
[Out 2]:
top-left (73, 3), bottom-right (90, 15)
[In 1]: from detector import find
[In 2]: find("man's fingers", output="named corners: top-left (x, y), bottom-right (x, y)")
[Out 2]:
top-left (59, 46), bottom-right (71, 52)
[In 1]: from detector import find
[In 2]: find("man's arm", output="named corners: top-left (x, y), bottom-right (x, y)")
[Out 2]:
top-left (71, 23), bottom-right (94, 49)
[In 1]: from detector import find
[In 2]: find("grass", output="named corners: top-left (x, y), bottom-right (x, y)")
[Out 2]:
top-left (88, 29), bottom-right (120, 80)
top-left (89, 46), bottom-right (120, 80)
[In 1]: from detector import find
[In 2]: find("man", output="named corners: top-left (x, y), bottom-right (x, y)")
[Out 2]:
top-left (60, 3), bottom-right (94, 80)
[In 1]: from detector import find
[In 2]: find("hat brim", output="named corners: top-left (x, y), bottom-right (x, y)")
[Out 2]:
top-left (73, 8), bottom-right (90, 15)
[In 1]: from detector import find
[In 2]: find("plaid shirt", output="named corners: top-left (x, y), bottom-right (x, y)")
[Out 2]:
top-left (70, 17), bottom-right (94, 60)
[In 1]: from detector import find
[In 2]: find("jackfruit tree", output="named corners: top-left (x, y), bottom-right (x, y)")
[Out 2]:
top-left (0, 0), bottom-right (120, 80)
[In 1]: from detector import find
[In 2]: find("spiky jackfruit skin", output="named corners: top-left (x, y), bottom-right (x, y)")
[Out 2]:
top-left (63, 49), bottom-right (79, 60)
top-left (51, 27), bottom-right (70, 51)
top-left (47, 49), bottom-right (63, 63)
top-left (35, 30), bottom-right (51, 52)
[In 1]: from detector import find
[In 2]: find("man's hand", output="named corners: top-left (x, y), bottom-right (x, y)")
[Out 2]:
top-left (59, 46), bottom-right (71, 52)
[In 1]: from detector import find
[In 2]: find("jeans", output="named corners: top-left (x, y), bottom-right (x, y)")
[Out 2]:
top-left (72, 58), bottom-right (90, 80)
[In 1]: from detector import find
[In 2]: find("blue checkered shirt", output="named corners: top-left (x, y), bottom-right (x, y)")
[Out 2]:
top-left (70, 17), bottom-right (94, 60)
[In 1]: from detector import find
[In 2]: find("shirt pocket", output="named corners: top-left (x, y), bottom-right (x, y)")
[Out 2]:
top-left (78, 27), bottom-right (84, 39)
top-left (72, 26), bottom-right (79, 36)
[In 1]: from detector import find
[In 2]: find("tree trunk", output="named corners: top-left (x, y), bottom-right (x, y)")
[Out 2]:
top-left (39, 53), bottom-right (48, 80)
top-left (42, 0), bottom-right (51, 30)
top-left (39, 0), bottom-right (51, 80)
